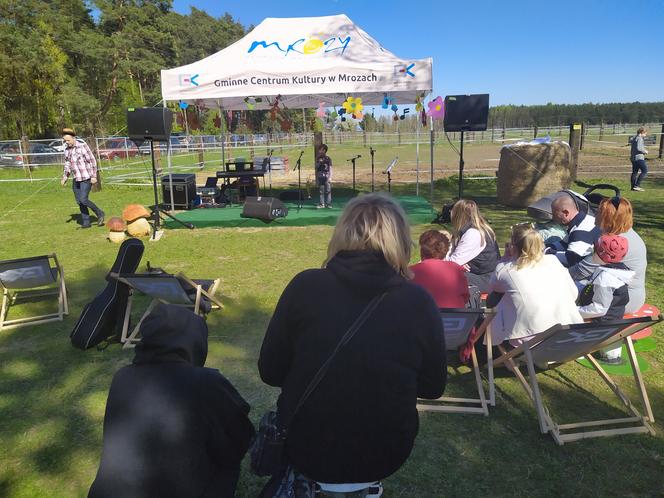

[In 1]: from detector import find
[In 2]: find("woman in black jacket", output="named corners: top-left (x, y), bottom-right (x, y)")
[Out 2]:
top-left (258, 193), bottom-right (446, 496)
top-left (89, 304), bottom-right (255, 498)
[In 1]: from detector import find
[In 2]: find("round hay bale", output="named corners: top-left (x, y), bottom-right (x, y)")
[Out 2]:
top-left (107, 216), bottom-right (126, 232)
top-left (108, 231), bottom-right (126, 244)
top-left (126, 218), bottom-right (151, 237)
top-left (122, 204), bottom-right (151, 222)
top-left (497, 142), bottom-right (573, 208)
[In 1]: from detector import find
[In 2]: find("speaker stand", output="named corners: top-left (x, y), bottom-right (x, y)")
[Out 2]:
top-left (370, 147), bottom-right (376, 192)
top-left (147, 140), bottom-right (194, 240)
top-left (350, 156), bottom-right (358, 192)
top-left (457, 131), bottom-right (466, 200)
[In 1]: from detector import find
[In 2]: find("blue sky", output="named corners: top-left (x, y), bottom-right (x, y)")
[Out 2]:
top-left (172, 0), bottom-right (664, 106)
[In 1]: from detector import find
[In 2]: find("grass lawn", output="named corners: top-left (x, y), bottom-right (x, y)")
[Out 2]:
top-left (0, 168), bottom-right (663, 497)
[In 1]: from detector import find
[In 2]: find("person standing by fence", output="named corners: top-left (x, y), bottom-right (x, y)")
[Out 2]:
top-left (630, 127), bottom-right (649, 192)
top-left (60, 128), bottom-right (105, 228)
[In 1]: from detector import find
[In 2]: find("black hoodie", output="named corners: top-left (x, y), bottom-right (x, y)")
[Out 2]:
top-left (89, 304), bottom-right (255, 498)
top-left (258, 250), bottom-right (446, 483)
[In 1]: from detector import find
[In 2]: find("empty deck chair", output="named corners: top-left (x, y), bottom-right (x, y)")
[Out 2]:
top-left (0, 254), bottom-right (68, 330)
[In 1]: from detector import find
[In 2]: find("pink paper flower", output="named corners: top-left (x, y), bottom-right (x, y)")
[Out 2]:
top-left (428, 96), bottom-right (445, 120)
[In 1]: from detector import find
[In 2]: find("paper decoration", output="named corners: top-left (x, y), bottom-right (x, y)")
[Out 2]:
top-left (244, 96), bottom-right (263, 110)
top-left (400, 108), bottom-right (410, 120)
top-left (415, 95), bottom-right (424, 112)
top-left (178, 101), bottom-right (189, 110)
top-left (316, 102), bottom-right (326, 118)
top-left (421, 109), bottom-right (427, 126)
top-left (382, 94), bottom-right (393, 109)
top-left (338, 107), bottom-right (347, 122)
top-left (342, 96), bottom-right (363, 117)
top-left (428, 96), bottom-right (445, 120)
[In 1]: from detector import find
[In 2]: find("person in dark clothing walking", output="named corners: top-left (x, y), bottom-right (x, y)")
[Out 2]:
top-left (258, 193), bottom-right (446, 497)
top-left (89, 304), bottom-right (255, 498)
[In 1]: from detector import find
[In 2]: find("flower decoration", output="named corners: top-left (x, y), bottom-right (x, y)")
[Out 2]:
top-left (338, 107), bottom-right (347, 122)
top-left (428, 96), bottom-right (445, 120)
top-left (316, 102), bottom-right (326, 118)
top-left (178, 101), bottom-right (189, 110)
top-left (353, 111), bottom-right (364, 120)
top-left (382, 94), bottom-right (392, 109)
top-left (342, 96), bottom-right (363, 116)
top-left (390, 103), bottom-right (398, 113)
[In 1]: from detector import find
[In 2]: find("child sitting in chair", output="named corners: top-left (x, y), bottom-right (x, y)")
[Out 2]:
top-left (577, 234), bottom-right (634, 363)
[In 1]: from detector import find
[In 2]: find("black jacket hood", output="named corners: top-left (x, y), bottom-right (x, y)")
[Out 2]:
top-left (326, 250), bottom-right (405, 292)
top-left (133, 304), bottom-right (208, 366)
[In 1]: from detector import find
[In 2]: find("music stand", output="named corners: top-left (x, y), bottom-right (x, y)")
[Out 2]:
top-left (383, 157), bottom-right (398, 193)
top-left (370, 147), bottom-right (376, 192)
top-left (131, 138), bottom-right (194, 240)
top-left (347, 154), bottom-right (361, 192)
top-left (294, 150), bottom-right (304, 211)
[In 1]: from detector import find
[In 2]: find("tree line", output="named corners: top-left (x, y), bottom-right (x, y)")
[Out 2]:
top-left (1, 1), bottom-right (662, 140)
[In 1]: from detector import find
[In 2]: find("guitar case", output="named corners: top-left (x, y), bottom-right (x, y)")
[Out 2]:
top-left (70, 238), bottom-right (145, 350)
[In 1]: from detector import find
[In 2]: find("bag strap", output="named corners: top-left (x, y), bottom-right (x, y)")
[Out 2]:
top-left (282, 292), bottom-right (387, 434)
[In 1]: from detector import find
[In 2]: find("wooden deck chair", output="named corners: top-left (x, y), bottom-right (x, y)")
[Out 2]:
top-left (0, 254), bottom-right (68, 330)
top-left (109, 272), bottom-right (222, 348)
top-left (417, 308), bottom-right (496, 416)
top-left (493, 315), bottom-right (663, 445)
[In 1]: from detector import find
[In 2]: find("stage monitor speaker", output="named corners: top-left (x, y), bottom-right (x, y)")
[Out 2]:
top-left (127, 107), bottom-right (174, 142)
top-left (443, 94), bottom-right (489, 132)
top-left (241, 197), bottom-right (288, 222)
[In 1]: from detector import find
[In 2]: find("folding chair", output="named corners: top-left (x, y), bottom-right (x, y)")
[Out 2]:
top-left (109, 272), bottom-right (222, 348)
top-left (0, 254), bottom-right (68, 330)
top-left (493, 315), bottom-right (663, 444)
top-left (417, 308), bottom-right (496, 416)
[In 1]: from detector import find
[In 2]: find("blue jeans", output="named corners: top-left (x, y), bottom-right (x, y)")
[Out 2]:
top-left (73, 179), bottom-right (103, 225)
top-left (319, 178), bottom-right (331, 206)
top-left (630, 159), bottom-right (648, 188)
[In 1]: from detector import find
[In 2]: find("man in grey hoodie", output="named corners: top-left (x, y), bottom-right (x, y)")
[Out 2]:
top-left (630, 127), bottom-right (649, 191)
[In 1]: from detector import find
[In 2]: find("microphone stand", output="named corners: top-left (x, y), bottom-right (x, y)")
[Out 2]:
top-left (347, 154), bottom-right (361, 192)
top-left (266, 148), bottom-right (274, 196)
top-left (369, 147), bottom-right (376, 192)
top-left (295, 150), bottom-right (304, 211)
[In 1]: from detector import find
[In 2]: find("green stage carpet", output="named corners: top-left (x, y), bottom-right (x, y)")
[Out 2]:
top-left (164, 195), bottom-right (436, 229)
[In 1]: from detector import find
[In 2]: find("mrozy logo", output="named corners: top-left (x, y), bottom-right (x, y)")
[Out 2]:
top-left (248, 36), bottom-right (351, 56)
top-left (179, 74), bottom-right (199, 87)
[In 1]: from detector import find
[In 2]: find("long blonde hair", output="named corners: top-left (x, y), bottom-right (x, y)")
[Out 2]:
top-left (450, 199), bottom-right (495, 249)
top-left (326, 193), bottom-right (412, 278)
top-left (511, 225), bottom-right (544, 269)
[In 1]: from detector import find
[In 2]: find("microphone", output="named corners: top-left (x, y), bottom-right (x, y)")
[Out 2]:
top-left (297, 150), bottom-right (304, 159)
top-left (268, 148), bottom-right (274, 156)
top-left (369, 147), bottom-right (375, 154)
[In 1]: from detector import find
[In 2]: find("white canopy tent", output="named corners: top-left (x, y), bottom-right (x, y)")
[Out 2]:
top-left (160, 14), bottom-right (436, 202)
top-left (161, 14), bottom-right (433, 109)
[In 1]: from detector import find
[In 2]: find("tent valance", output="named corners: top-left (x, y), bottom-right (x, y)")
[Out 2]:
top-left (161, 14), bottom-right (432, 110)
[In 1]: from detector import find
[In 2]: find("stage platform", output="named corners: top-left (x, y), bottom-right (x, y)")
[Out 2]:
top-left (164, 195), bottom-right (436, 229)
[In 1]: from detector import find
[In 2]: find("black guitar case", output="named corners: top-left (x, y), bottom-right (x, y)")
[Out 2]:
top-left (70, 238), bottom-right (145, 350)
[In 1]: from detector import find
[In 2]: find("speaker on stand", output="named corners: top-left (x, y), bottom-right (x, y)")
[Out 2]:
top-left (126, 107), bottom-right (194, 239)
top-left (443, 94), bottom-right (490, 200)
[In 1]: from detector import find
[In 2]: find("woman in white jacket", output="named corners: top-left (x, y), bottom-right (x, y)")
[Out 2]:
top-left (488, 224), bottom-right (584, 345)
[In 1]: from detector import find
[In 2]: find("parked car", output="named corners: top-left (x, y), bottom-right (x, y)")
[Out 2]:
top-left (48, 138), bottom-right (87, 152)
top-left (139, 136), bottom-right (185, 155)
top-left (98, 139), bottom-right (139, 160)
top-left (0, 143), bottom-right (61, 168)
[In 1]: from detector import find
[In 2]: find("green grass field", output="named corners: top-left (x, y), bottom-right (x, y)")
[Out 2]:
top-left (1, 166), bottom-right (663, 496)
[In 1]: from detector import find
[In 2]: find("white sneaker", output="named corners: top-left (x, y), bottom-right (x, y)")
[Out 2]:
top-left (316, 204), bottom-right (325, 209)
top-left (632, 186), bottom-right (644, 192)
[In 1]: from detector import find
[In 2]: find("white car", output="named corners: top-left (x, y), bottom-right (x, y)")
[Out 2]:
top-left (48, 138), bottom-right (87, 152)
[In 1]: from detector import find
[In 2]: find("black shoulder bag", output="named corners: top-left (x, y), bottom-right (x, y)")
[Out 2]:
top-left (250, 292), bottom-right (387, 477)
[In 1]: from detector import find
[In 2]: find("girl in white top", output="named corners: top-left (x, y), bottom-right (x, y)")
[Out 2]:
top-left (488, 225), bottom-right (584, 345)
top-left (445, 199), bottom-right (499, 293)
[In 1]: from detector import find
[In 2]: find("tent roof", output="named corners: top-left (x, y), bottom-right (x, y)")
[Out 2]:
top-left (161, 14), bottom-right (432, 110)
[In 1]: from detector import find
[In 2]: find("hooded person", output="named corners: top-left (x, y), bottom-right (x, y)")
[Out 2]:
top-left (89, 304), bottom-right (255, 498)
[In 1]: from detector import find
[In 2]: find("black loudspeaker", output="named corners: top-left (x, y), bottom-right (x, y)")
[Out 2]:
top-left (127, 107), bottom-right (174, 141)
top-left (162, 174), bottom-right (196, 210)
top-left (241, 197), bottom-right (288, 222)
top-left (443, 94), bottom-right (489, 132)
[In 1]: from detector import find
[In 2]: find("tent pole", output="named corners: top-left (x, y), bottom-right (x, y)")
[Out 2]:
top-left (164, 100), bottom-right (175, 212)
top-left (429, 115), bottom-right (434, 205)
top-left (217, 100), bottom-right (225, 169)
top-left (416, 121), bottom-right (420, 196)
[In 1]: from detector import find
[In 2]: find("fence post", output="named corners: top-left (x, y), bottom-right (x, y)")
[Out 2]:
top-left (659, 123), bottom-right (664, 159)
top-left (533, 125), bottom-right (538, 139)
top-left (569, 123), bottom-right (582, 179)
top-left (579, 123), bottom-right (586, 150)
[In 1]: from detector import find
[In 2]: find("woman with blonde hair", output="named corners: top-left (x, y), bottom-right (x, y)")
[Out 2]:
top-left (569, 196), bottom-right (647, 314)
top-left (259, 193), bottom-right (445, 497)
top-left (487, 224), bottom-right (583, 345)
top-left (445, 199), bottom-right (500, 292)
